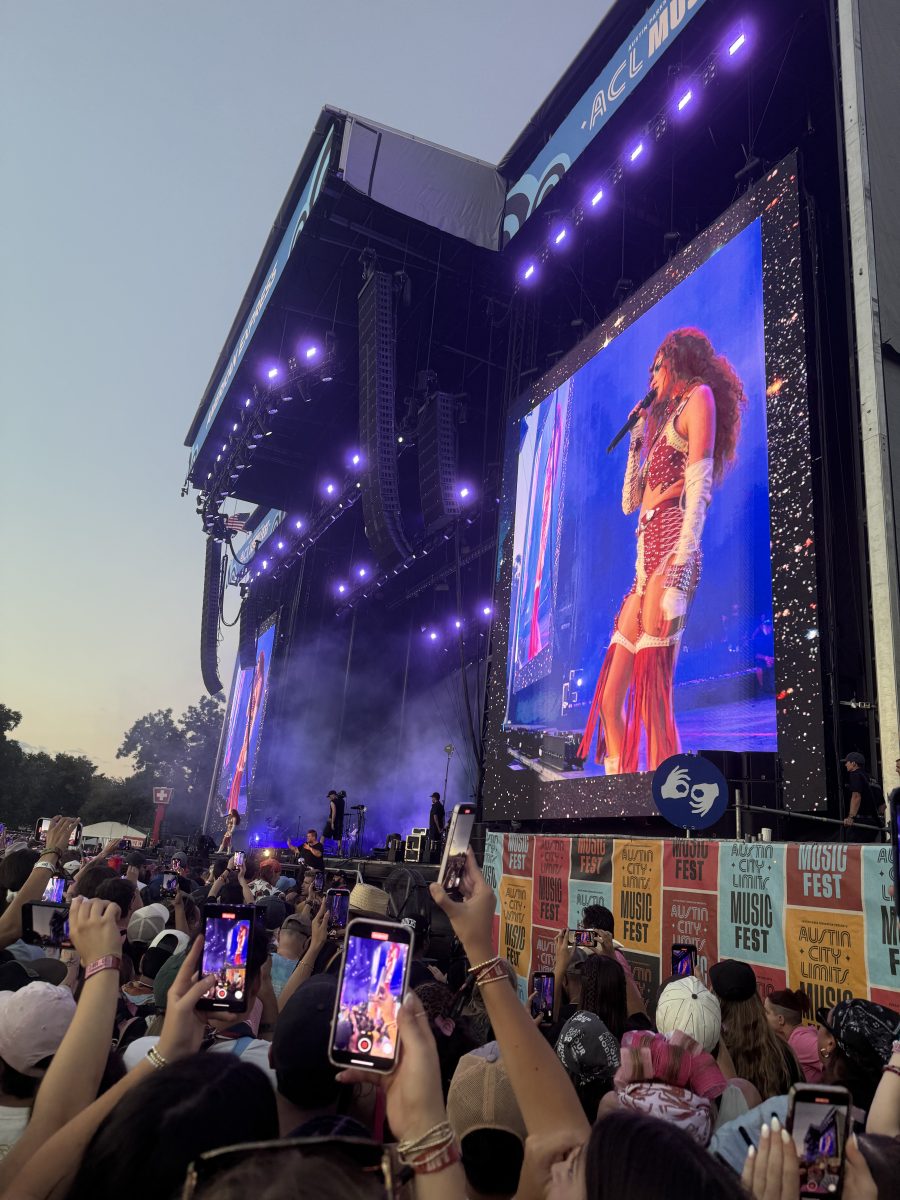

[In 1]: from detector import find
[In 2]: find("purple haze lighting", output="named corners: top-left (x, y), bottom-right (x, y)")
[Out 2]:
top-left (554, 228), bottom-right (567, 245)
top-left (351, 454), bottom-right (360, 465)
top-left (358, 567), bottom-right (367, 578)
top-left (267, 367), bottom-right (279, 379)
top-left (338, 584), bottom-right (346, 594)
top-left (591, 188), bottom-right (604, 206)
top-left (277, 541), bottom-right (284, 550)
top-left (429, 631), bottom-right (438, 641)
top-left (459, 486), bottom-right (470, 499)
top-left (677, 89), bottom-right (693, 112)
top-left (455, 619), bottom-right (462, 629)
top-left (305, 346), bottom-right (318, 360)
top-left (629, 142), bottom-right (644, 162)
top-left (729, 32), bottom-right (746, 55)
top-left (522, 262), bottom-right (536, 282)
top-left (326, 483), bottom-right (335, 495)
top-left (295, 519), bottom-right (303, 529)
top-left (482, 605), bottom-right (492, 616)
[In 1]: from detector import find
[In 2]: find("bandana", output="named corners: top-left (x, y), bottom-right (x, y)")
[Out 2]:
top-left (615, 1029), bottom-right (727, 1100)
top-left (618, 1082), bottom-right (714, 1145)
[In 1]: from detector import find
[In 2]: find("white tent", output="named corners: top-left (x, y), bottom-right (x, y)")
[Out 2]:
top-left (80, 821), bottom-right (148, 848)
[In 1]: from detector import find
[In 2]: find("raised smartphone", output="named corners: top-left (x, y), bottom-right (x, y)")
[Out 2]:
top-left (531, 971), bottom-right (555, 1021)
top-left (324, 887), bottom-right (351, 930)
top-left (161, 872), bottom-right (179, 896)
top-left (22, 902), bottom-right (71, 953)
top-left (438, 804), bottom-right (476, 900)
top-left (198, 903), bottom-right (255, 1012)
top-left (571, 929), bottom-right (598, 948)
top-left (34, 818), bottom-right (82, 847)
top-left (671, 942), bottom-right (698, 977)
top-left (41, 876), bottom-right (66, 904)
top-left (787, 1083), bottom-right (851, 1198)
top-left (329, 918), bottom-right (413, 1072)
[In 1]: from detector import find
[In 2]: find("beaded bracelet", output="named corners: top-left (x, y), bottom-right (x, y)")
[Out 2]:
top-left (398, 1121), bottom-right (454, 1157)
top-left (146, 1045), bottom-right (168, 1071)
top-left (467, 955), bottom-right (500, 977)
top-left (476, 961), bottom-right (510, 988)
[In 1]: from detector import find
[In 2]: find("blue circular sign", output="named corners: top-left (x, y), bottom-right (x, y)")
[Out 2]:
top-left (651, 753), bottom-right (729, 831)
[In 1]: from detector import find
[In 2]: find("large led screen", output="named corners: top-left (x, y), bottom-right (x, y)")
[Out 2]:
top-left (483, 157), bottom-right (826, 820)
top-left (214, 618), bottom-right (277, 816)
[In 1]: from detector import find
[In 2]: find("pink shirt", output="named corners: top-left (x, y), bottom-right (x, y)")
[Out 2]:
top-left (615, 947), bottom-right (636, 986)
top-left (789, 1024), bottom-right (824, 1083)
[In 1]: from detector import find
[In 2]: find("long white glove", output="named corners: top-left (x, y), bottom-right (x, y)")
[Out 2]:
top-left (621, 427), bottom-right (645, 515)
top-left (661, 457), bottom-right (713, 621)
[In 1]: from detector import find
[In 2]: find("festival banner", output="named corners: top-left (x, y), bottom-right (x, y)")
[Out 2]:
top-left (483, 831), bottom-right (504, 895)
top-left (568, 879), bottom-right (613, 928)
top-left (531, 925), bottom-right (562, 980)
top-left (862, 844), bottom-right (899, 997)
top-left (499, 875), bottom-right (533, 977)
top-left (786, 844), bottom-right (862, 911)
top-left (503, 831), bottom-right (535, 878)
top-left (628, 950), bottom-right (662, 1009)
top-left (785, 908), bottom-right (867, 1013)
top-left (662, 890), bottom-right (719, 987)
top-left (532, 836), bottom-right (571, 928)
top-left (663, 839), bottom-right (719, 892)
top-left (613, 839), bottom-right (662, 955)
top-left (570, 834), bottom-right (614, 882)
top-left (717, 841), bottom-right (786, 968)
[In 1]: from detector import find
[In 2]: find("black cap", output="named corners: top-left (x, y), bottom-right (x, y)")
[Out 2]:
top-left (0, 957), bottom-right (68, 991)
top-left (709, 959), bottom-right (757, 1002)
top-left (272, 975), bottom-right (339, 1089)
top-left (842, 751), bottom-right (866, 767)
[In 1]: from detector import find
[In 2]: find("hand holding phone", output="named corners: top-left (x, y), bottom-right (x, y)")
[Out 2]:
top-left (570, 928), bottom-right (598, 948)
top-left (438, 804), bottom-right (476, 901)
top-left (161, 872), bottom-right (178, 896)
top-left (531, 971), bottom-right (555, 1022)
top-left (232, 851), bottom-right (245, 870)
top-left (22, 902), bottom-right (71, 954)
top-left (329, 918), bottom-right (413, 1072)
top-left (787, 1083), bottom-right (851, 1198)
top-left (42, 876), bottom-right (66, 904)
top-left (671, 942), bottom-right (698, 977)
top-left (324, 888), bottom-right (350, 931)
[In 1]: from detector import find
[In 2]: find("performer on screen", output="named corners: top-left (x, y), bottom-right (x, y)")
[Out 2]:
top-left (227, 648), bottom-right (266, 813)
top-left (578, 328), bottom-right (745, 774)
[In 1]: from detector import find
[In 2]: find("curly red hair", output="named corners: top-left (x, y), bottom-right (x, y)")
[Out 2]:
top-left (652, 327), bottom-right (746, 482)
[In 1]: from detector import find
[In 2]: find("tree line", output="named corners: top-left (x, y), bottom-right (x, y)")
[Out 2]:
top-left (0, 696), bottom-right (224, 834)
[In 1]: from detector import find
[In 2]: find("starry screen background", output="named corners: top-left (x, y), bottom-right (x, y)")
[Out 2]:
top-left (483, 155), bottom-right (826, 821)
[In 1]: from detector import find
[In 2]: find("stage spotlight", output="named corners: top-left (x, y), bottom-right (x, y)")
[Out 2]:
top-left (262, 559), bottom-right (269, 570)
top-left (482, 605), bottom-right (492, 616)
top-left (338, 583), bottom-right (346, 594)
top-left (677, 88), bottom-right (693, 112)
top-left (458, 485), bottom-right (471, 500)
top-left (267, 367), bottom-right (279, 379)
top-left (295, 518), bottom-right (303, 529)
top-left (455, 619), bottom-right (462, 629)
top-left (277, 541), bottom-right (284, 550)
top-left (590, 187), bottom-right (604, 207)
top-left (629, 141), bottom-right (644, 163)
top-left (326, 483), bottom-right (335, 495)
top-left (232, 422), bottom-right (239, 432)
top-left (429, 631), bottom-right (438, 641)
top-left (521, 262), bottom-right (537, 283)
top-left (576, 676), bottom-right (584, 687)
top-left (244, 398), bottom-right (252, 408)
top-left (398, 435), bottom-right (404, 444)
top-left (358, 567), bottom-right (367, 578)
top-left (729, 31), bottom-right (746, 55)
top-left (304, 345), bottom-right (319, 360)
top-left (553, 227), bottom-right (568, 246)
top-left (351, 453), bottom-right (360, 465)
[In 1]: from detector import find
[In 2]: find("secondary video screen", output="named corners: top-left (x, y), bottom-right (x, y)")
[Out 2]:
top-left (214, 620), bottom-right (276, 816)
top-left (333, 933), bottom-right (409, 1061)
top-left (791, 1099), bottom-right (847, 1196)
top-left (201, 912), bottom-right (250, 1005)
top-left (484, 158), bottom-right (824, 819)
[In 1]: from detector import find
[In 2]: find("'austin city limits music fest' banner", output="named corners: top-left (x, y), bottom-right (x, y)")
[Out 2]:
top-left (485, 833), bottom-right (899, 1012)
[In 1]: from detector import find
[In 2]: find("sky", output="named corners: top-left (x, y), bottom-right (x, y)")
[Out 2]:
top-left (0, 0), bottom-right (611, 775)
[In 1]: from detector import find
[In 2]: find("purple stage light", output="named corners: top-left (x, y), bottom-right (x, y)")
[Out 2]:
top-left (295, 519), bottom-right (303, 529)
top-left (305, 346), bottom-right (318, 360)
top-left (277, 541), bottom-right (284, 550)
top-left (262, 559), bottom-right (269, 570)
top-left (232, 423), bottom-right (238, 432)
top-left (351, 453), bottom-right (360, 466)
top-left (455, 619), bottom-right (462, 629)
top-left (429, 631), bottom-right (438, 641)
top-left (521, 262), bottom-right (537, 283)
top-left (554, 228), bottom-right (567, 245)
top-left (358, 567), bottom-right (367, 578)
top-left (482, 605), bottom-right (492, 616)
top-left (590, 187), bottom-right (604, 206)
top-left (244, 397), bottom-right (252, 408)
top-left (459, 486), bottom-right (470, 499)
top-left (267, 367), bottom-right (279, 379)
top-left (326, 483), bottom-right (335, 495)
top-left (677, 89), bottom-right (693, 112)
top-left (729, 32), bottom-right (746, 55)
top-left (629, 142), bottom-right (644, 163)
top-left (338, 584), bottom-right (346, 594)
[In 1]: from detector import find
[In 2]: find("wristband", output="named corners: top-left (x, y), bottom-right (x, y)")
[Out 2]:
top-left (33, 860), bottom-right (57, 873)
top-left (882, 1064), bottom-right (900, 1079)
top-left (84, 955), bottom-right (121, 980)
top-left (409, 1139), bottom-right (461, 1175)
top-left (467, 956), bottom-right (500, 976)
top-left (892, 1040), bottom-right (900, 1057)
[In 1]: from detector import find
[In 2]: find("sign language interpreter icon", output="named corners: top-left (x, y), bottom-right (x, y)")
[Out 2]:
top-left (651, 753), bottom-right (729, 831)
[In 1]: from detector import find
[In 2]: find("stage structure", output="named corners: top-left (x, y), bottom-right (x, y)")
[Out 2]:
top-left (181, 0), bottom-right (899, 854)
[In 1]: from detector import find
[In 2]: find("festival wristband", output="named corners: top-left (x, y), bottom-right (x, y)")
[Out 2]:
top-left (84, 955), bottom-right (122, 980)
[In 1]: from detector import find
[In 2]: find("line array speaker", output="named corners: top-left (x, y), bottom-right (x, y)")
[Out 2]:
top-left (200, 536), bottom-right (223, 695)
top-left (417, 391), bottom-right (460, 532)
top-left (358, 269), bottom-right (410, 566)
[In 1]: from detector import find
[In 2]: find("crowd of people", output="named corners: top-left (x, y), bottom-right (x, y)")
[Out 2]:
top-left (0, 813), bottom-right (896, 1199)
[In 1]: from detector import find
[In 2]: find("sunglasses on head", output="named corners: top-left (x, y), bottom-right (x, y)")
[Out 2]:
top-left (181, 1136), bottom-right (408, 1199)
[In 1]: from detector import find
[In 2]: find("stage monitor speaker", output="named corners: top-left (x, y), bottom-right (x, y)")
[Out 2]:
top-left (200, 536), bottom-right (223, 695)
top-left (358, 269), bottom-right (411, 567)
top-left (417, 390), bottom-right (460, 532)
top-left (541, 733), bottom-right (583, 772)
top-left (404, 832), bottom-right (425, 863)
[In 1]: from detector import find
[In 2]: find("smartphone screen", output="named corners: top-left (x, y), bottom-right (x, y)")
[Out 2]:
top-left (572, 929), bottom-right (597, 947)
top-left (329, 919), bottom-right (413, 1072)
top-left (233, 851), bottom-right (245, 869)
top-left (313, 870), bottom-right (325, 893)
top-left (22, 902), bottom-right (71, 953)
top-left (42, 876), bottom-right (66, 904)
top-left (35, 819), bottom-right (82, 847)
top-left (438, 804), bottom-right (476, 900)
top-left (161, 872), bottom-right (178, 895)
top-left (788, 1084), bottom-right (850, 1198)
top-left (199, 904), bottom-right (254, 1012)
top-left (531, 971), bottom-right (555, 1020)
top-left (325, 888), bottom-right (350, 930)
top-left (671, 943), bottom-right (697, 977)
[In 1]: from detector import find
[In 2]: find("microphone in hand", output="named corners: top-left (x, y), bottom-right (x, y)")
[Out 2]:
top-left (607, 388), bottom-right (656, 454)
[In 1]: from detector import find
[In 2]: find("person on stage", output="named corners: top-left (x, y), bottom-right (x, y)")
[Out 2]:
top-left (842, 752), bottom-right (883, 841)
top-left (218, 810), bottom-right (240, 854)
top-left (323, 789), bottom-right (345, 846)
top-left (578, 328), bottom-right (745, 774)
top-left (291, 828), bottom-right (324, 869)
top-left (428, 791), bottom-right (445, 841)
